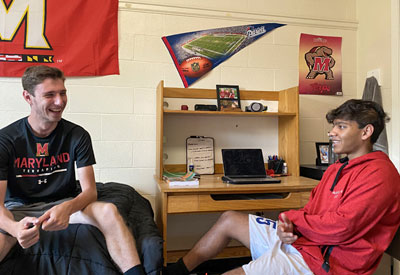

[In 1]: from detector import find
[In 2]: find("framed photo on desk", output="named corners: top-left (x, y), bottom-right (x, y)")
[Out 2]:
top-left (216, 85), bottom-right (241, 111)
top-left (315, 142), bottom-right (329, 166)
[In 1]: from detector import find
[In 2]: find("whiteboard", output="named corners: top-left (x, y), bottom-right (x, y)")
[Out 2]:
top-left (186, 137), bottom-right (214, 174)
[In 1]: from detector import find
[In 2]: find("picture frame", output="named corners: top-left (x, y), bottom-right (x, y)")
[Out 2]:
top-left (315, 142), bottom-right (329, 166)
top-left (216, 85), bottom-right (241, 111)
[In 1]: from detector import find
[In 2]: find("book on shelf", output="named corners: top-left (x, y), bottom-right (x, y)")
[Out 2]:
top-left (163, 171), bottom-right (199, 186)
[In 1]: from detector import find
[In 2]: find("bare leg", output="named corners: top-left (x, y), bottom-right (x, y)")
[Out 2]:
top-left (183, 211), bottom-right (249, 272)
top-left (70, 202), bottom-right (140, 273)
top-left (0, 234), bottom-right (17, 262)
top-left (223, 266), bottom-right (245, 275)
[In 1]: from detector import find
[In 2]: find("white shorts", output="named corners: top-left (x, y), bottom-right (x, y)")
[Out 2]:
top-left (242, 215), bottom-right (313, 275)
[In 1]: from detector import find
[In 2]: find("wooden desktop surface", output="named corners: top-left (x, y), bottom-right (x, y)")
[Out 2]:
top-left (159, 174), bottom-right (318, 193)
top-left (157, 174), bottom-right (320, 262)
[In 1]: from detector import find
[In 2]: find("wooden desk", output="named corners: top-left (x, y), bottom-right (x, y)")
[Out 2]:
top-left (156, 174), bottom-right (319, 263)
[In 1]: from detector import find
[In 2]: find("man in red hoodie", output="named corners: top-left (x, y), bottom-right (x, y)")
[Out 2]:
top-left (165, 99), bottom-right (400, 275)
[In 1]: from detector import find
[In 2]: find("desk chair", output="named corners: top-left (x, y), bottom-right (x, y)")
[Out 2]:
top-left (386, 227), bottom-right (400, 260)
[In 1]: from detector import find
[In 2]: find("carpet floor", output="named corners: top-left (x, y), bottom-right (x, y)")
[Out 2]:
top-left (176, 257), bottom-right (252, 275)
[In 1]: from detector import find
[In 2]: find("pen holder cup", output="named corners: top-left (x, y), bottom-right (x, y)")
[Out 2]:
top-left (268, 159), bottom-right (284, 174)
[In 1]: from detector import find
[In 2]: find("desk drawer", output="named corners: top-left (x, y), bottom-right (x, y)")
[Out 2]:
top-left (167, 192), bottom-right (310, 213)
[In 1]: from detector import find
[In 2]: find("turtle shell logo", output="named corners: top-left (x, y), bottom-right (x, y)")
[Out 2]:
top-left (305, 46), bottom-right (335, 80)
top-left (36, 143), bottom-right (49, 157)
top-left (191, 62), bottom-right (200, 72)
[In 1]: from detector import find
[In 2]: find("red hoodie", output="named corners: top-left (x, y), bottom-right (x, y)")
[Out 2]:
top-left (284, 151), bottom-right (400, 274)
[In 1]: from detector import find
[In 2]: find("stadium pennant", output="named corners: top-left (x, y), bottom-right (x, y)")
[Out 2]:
top-left (299, 33), bottom-right (342, 95)
top-left (162, 23), bottom-right (285, 88)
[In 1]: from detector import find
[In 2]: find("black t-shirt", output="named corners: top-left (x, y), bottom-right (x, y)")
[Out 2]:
top-left (0, 117), bottom-right (96, 204)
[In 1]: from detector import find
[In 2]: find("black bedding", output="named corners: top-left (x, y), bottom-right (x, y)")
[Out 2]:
top-left (0, 182), bottom-right (163, 275)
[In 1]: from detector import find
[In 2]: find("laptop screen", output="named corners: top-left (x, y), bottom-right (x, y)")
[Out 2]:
top-left (222, 149), bottom-right (267, 177)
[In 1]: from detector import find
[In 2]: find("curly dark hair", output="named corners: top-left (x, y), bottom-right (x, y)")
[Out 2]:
top-left (326, 99), bottom-right (389, 144)
top-left (22, 65), bottom-right (65, 96)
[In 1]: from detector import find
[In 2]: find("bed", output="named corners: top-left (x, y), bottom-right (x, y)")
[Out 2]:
top-left (0, 182), bottom-right (163, 275)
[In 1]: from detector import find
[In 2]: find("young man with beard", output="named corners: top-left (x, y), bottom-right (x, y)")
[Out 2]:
top-left (0, 65), bottom-right (145, 275)
top-left (165, 99), bottom-right (400, 275)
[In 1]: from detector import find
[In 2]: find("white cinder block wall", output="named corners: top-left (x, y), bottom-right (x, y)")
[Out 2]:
top-left (0, 0), bottom-right (359, 206)
top-left (0, 1), bottom-right (397, 271)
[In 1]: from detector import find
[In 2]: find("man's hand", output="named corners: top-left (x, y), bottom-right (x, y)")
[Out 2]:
top-left (14, 217), bottom-right (41, 249)
top-left (37, 202), bottom-right (71, 231)
top-left (277, 213), bottom-right (298, 244)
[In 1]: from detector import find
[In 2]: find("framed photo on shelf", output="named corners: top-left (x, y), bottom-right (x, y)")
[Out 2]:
top-left (315, 142), bottom-right (329, 166)
top-left (216, 85), bottom-right (241, 111)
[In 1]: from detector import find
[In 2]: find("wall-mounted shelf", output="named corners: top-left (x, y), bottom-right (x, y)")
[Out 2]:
top-left (164, 110), bottom-right (297, 116)
top-left (156, 81), bottom-right (300, 178)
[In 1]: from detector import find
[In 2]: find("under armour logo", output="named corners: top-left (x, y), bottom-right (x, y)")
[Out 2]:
top-left (38, 179), bottom-right (48, 185)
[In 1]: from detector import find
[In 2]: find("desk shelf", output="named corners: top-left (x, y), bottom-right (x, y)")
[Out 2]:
top-left (164, 110), bottom-right (297, 116)
top-left (156, 80), bottom-right (300, 179)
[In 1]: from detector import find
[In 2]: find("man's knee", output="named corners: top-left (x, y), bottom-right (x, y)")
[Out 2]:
top-left (216, 211), bottom-right (249, 244)
top-left (96, 203), bottom-right (125, 228)
top-left (218, 211), bottom-right (247, 230)
top-left (99, 202), bottom-right (118, 215)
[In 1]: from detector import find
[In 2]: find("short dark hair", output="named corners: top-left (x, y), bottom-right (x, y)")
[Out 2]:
top-left (22, 65), bottom-right (65, 96)
top-left (326, 99), bottom-right (390, 144)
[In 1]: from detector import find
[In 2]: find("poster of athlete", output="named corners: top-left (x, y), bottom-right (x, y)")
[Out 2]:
top-left (0, 0), bottom-right (119, 77)
top-left (162, 23), bottom-right (285, 88)
top-left (299, 33), bottom-right (342, 95)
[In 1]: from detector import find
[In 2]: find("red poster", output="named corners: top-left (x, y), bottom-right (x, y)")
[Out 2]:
top-left (299, 33), bottom-right (342, 95)
top-left (0, 0), bottom-right (119, 77)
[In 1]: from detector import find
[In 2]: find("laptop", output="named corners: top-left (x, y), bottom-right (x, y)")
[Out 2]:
top-left (221, 149), bottom-right (281, 184)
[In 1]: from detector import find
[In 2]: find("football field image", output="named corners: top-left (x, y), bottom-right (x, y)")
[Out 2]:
top-left (182, 33), bottom-right (246, 59)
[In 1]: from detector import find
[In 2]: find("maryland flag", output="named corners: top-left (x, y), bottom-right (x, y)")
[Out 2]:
top-left (0, 0), bottom-right (119, 76)
top-left (162, 23), bottom-right (285, 88)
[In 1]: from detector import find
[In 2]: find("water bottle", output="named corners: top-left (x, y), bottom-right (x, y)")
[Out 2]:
top-left (282, 162), bottom-right (288, 174)
top-left (188, 158), bottom-right (194, 172)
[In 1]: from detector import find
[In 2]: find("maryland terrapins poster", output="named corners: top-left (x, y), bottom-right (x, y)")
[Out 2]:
top-left (162, 23), bottom-right (285, 88)
top-left (0, 0), bottom-right (119, 77)
top-left (299, 33), bottom-right (342, 95)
